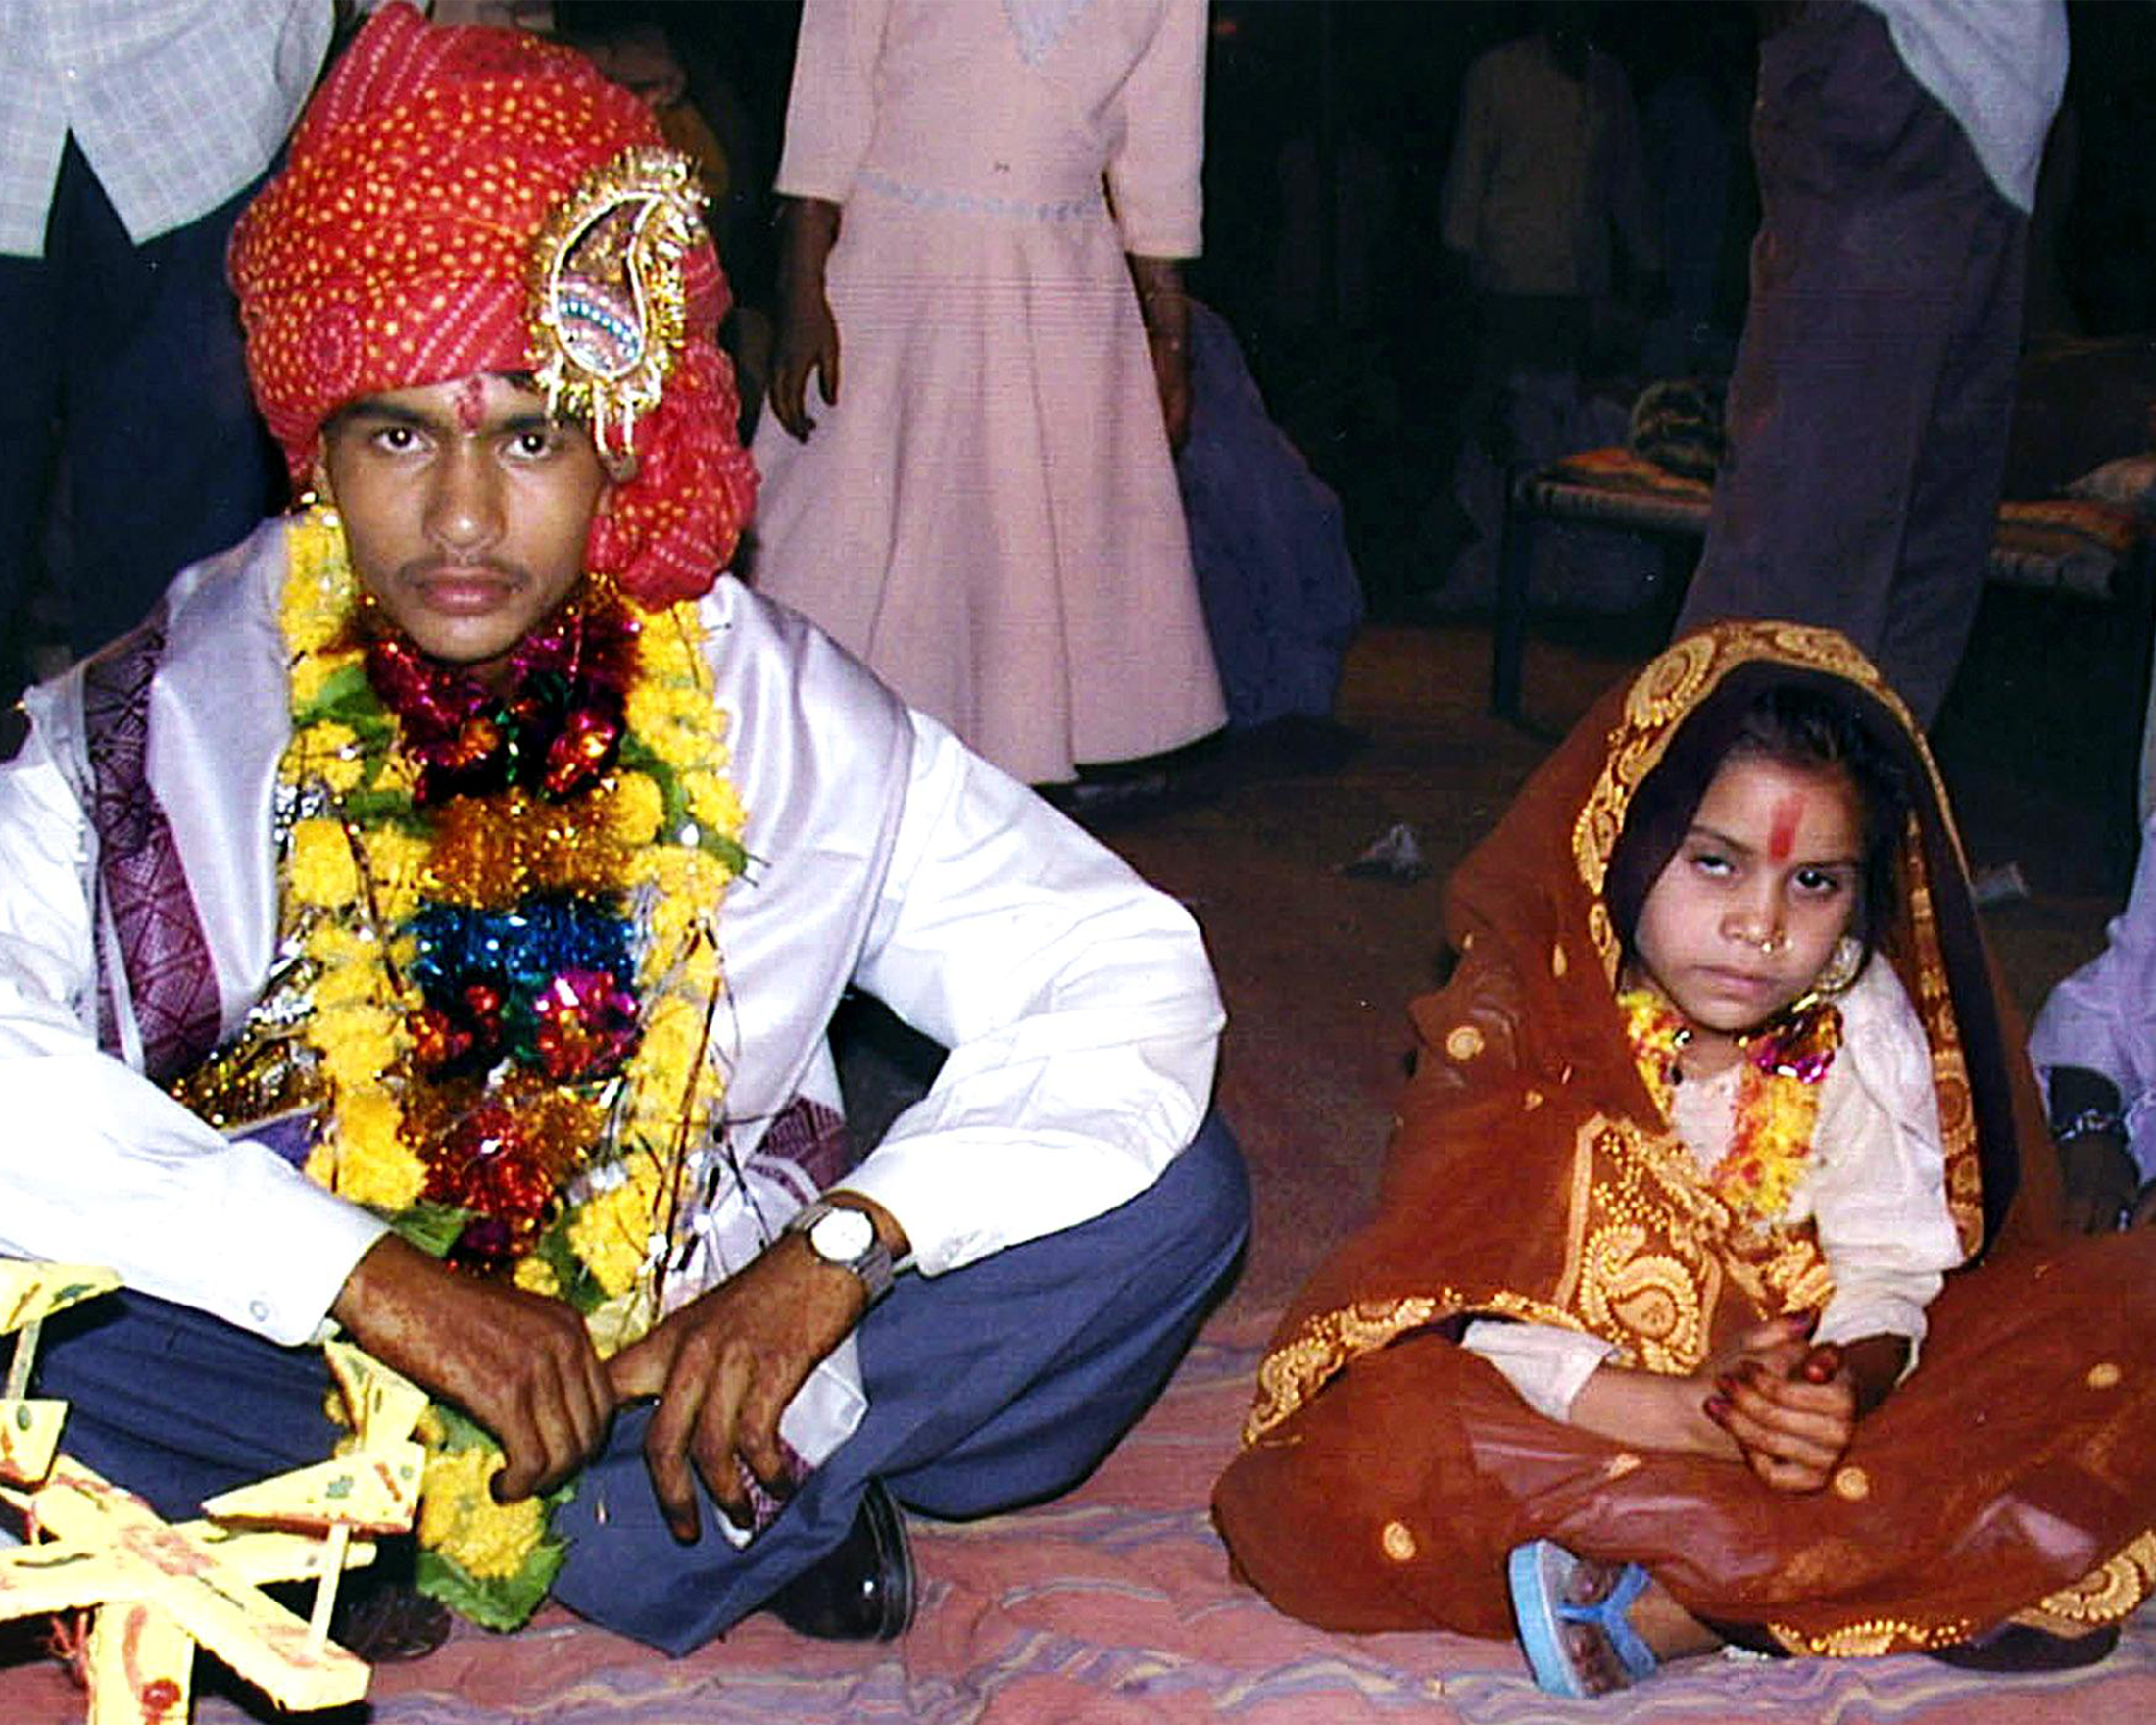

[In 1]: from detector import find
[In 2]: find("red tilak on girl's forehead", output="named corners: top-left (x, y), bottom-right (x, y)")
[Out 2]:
top-left (454, 375), bottom-right (487, 431)
top-left (1768, 795), bottom-right (1804, 862)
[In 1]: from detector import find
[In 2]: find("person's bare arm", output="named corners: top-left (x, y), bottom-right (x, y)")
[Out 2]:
top-left (769, 196), bottom-right (843, 440)
top-left (331, 1232), bottom-right (615, 1500)
top-left (1128, 254), bottom-right (1191, 452)
top-left (1567, 1355), bottom-right (1745, 1461)
top-left (605, 1194), bottom-right (909, 1542)
top-left (1565, 1313), bottom-right (1813, 1461)
top-left (1564, 1311), bottom-right (1884, 1492)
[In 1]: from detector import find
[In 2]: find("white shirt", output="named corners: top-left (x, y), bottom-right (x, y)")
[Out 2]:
top-left (1439, 33), bottom-right (1659, 300)
top-left (0, 0), bottom-right (332, 255)
top-left (0, 518), bottom-right (1223, 1346)
top-left (1861, 0), bottom-right (2067, 215)
top-left (2031, 809), bottom-right (2156, 1182)
top-left (1464, 959), bottom-right (1964, 1419)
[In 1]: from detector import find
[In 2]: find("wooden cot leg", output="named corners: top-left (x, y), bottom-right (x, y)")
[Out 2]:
top-left (1492, 465), bottom-right (1532, 722)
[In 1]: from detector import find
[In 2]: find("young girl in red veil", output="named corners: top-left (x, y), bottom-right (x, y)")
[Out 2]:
top-left (1217, 623), bottom-right (2156, 1697)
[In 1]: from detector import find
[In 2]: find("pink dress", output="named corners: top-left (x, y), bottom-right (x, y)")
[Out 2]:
top-left (746, 0), bottom-right (1226, 784)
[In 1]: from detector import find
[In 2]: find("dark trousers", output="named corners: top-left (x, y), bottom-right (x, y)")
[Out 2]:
top-left (35, 1112), bottom-right (1249, 1655)
top-left (0, 139), bottom-right (280, 679)
top-left (1674, 2), bottom-right (2030, 728)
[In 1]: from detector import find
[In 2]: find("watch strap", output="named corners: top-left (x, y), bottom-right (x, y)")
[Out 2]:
top-left (786, 1198), bottom-right (896, 1303)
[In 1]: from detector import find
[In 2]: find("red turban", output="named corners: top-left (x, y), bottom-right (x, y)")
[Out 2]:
top-left (228, 3), bottom-right (757, 608)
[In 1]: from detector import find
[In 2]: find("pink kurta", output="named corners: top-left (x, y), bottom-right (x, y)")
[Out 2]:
top-left (747, 0), bottom-right (1225, 784)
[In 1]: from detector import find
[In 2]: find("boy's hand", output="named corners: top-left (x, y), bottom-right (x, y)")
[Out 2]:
top-left (332, 1232), bottom-right (615, 1502)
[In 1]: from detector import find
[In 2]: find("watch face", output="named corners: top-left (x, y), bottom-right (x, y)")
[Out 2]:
top-left (810, 1206), bottom-right (876, 1262)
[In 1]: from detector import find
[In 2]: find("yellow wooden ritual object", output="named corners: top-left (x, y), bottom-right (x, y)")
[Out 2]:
top-left (0, 1294), bottom-right (429, 1723)
top-left (0, 1454), bottom-right (379, 1720)
top-left (199, 1342), bottom-right (427, 1651)
top-left (0, 1262), bottom-right (121, 1487)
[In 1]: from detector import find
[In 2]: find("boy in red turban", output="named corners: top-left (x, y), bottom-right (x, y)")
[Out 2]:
top-left (0, 3), bottom-right (1244, 1658)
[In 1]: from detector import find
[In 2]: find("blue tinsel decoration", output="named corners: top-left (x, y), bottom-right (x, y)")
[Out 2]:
top-left (406, 897), bottom-right (637, 1013)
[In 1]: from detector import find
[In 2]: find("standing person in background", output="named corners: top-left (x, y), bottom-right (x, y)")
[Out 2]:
top-left (1673, 1), bottom-right (2069, 730)
top-left (1441, 1), bottom-right (1661, 468)
top-left (0, 0), bottom-right (328, 707)
top-left (747, 0), bottom-right (1226, 791)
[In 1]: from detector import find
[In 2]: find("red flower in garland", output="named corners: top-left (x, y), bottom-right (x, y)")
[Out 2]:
top-left (531, 968), bottom-right (641, 1082)
top-left (364, 587), bottom-right (642, 806)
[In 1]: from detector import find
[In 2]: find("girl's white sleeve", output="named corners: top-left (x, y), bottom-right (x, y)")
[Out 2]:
top-left (1460, 1320), bottom-right (1618, 1422)
top-left (1790, 961), bottom-right (1965, 1362)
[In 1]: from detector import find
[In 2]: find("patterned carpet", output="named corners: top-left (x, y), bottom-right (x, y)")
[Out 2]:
top-left (11, 1322), bottom-right (2145, 1725)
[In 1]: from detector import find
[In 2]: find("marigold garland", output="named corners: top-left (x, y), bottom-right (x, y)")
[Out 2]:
top-left (1621, 985), bottom-right (1843, 1221)
top-left (256, 502), bottom-right (747, 1623)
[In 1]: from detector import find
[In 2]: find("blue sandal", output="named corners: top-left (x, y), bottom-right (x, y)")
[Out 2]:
top-left (1508, 1539), bottom-right (1660, 1698)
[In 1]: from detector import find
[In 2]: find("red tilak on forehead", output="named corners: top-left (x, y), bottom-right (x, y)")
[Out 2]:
top-left (1768, 795), bottom-right (1804, 862)
top-left (454, 375), bottom-right (487, 431)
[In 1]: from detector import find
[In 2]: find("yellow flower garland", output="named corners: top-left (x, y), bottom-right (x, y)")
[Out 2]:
top-left (1620, 985), bottom-right (1842, 1221)
top-left (267, 503), bottom-right (748, 1610)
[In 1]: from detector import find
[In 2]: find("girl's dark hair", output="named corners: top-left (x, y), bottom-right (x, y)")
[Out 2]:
top-left (1721, 685), bottom-right (1910, 945)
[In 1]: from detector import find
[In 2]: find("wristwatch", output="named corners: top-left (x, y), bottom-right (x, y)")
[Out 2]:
top-left (785, 1199), bottom-right (896, 1304)
top-left (2052, 1106), bottom-right (2126, 1146)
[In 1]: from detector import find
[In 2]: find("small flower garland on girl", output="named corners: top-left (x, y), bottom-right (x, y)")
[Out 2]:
top-left (1619, 987), bottom-right (1843, 1222)
top-left (267, 502), bottom-right (748, 1624)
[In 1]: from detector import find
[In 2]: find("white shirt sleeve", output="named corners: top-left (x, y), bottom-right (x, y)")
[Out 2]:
top-left (2030, 810), bottom-right (2156, 1179)
top-left (1460, 1319), bottom-right (1618, 1422)
top-left (1787, 961), bottom-right (1965, 1358)
top-left (0, 729), bottom-right (386, 1345)
top-left (830, 712), bottom-right (1224, 1274)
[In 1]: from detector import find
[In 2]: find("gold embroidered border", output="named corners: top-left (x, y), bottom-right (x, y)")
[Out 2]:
top-left (1570, 624), bottom-right (1962, 983)
top-left (1243, 1112), bottom-right (1838, 1443)
top-left (1242, 1288), bottom-right (1583, 1445)
top-left (1899, 846), bottom-right (1984, 1254)
top-left (1570, 1113), bottom-right (1831, 1375)
top-left (1766, 1615), bottom-right (1974, 1658)
top-left (1767, 1529), bottom-right (2156, 1655)
top-left (2017, 1529), bottom-right (2156, 1633)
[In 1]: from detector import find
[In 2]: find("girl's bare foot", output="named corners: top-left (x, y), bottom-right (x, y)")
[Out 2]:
top-left (1511, 1540), bottom-right (1726, 1697)
top-left (1559, 1555), bottom-right (1723, 1694)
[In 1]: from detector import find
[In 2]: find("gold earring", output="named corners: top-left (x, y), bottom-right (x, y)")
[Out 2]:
top-left (1813, 936), bottom-right (1865, 997)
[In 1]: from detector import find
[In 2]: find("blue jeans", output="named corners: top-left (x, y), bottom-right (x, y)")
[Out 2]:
top-left (36, 1112), bottom-right (1249, 1654)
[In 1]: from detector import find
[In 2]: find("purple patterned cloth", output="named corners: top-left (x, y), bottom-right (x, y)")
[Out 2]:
top-left (83, 616), bottom-right (223, 1084)
top-left (757, 1093), bottom-right (858, 1191)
